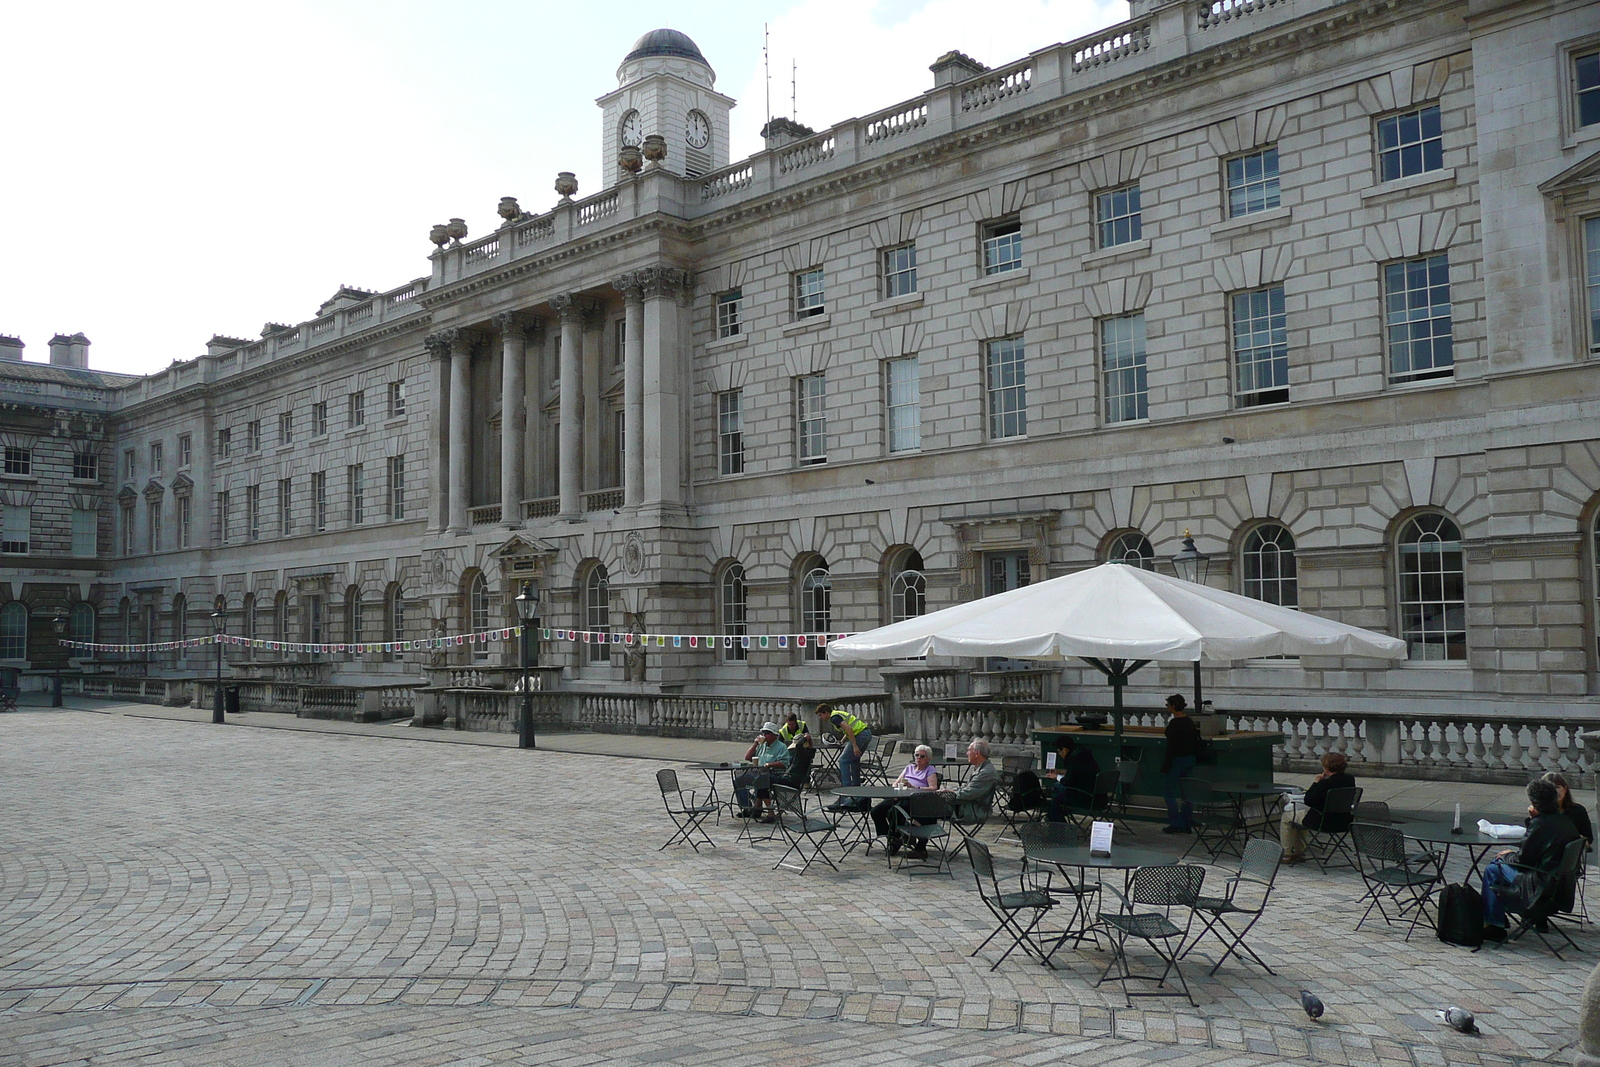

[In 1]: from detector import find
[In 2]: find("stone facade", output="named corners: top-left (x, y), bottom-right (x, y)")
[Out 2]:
top-left (6, 2), bottom-right (1600, 719)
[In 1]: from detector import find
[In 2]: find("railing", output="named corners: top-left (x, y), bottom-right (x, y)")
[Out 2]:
top-left (387, 284), bottom-right (420, 307)
top-left (74, 676), bottom-right (192, 706)
top-left (583, 488), bottom-right (624, 511)
top-left (700, 162), bottom-right (753, 200)
top-left (523, 497), bottom-right (559, 519)
top-left (1198, 0), bottom-right (1286, 29)
top-left (346, 303), bottom-right (373, 324)
top-left (778, 134), bottom-right (835, 174)
top-left (1071, 20), bottom-right (1151, 72)
top-left (309, 318), bottom-right (334, 337)
top-left (446, 689), bottom-right (891, 740)
top-left (464, 235), bottom-right (500, 265)
top-left (864, 102), bottom-right (928, 143)
top-left (577, 192), bottom-right (618, 226)
top-left (192, 679), bottom-right (421, 719)
top-left (468, 503), bottom-right (502, 526)
top-left (516, 217), bottom-right (555, 246)
top-left (960, 61), bottom-right (1032, 112)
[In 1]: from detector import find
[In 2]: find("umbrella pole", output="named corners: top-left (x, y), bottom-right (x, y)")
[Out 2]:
top-left (1193, 660), bottom-right (1202, 715)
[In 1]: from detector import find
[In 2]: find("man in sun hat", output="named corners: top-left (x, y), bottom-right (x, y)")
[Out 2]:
top-left (733, 722), bottom-right (792, 821)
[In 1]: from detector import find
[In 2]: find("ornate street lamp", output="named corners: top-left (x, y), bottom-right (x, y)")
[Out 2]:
top-left (514, 582), bottom-right (540, 749)
top-left (51, 612), bottom-right (67, 708)
top-left (211, 609), bottom-right (226, 724)
top-left (1170, 530), bottom-right (1213, 716)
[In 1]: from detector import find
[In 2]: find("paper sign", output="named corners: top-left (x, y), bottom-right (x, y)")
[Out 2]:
top-left (945, 743), bottom-right (958, 759)
top-left (1045, 752), bottom-right (1058, 771)
top-left (1089, 820), bottom-right (1114, 857)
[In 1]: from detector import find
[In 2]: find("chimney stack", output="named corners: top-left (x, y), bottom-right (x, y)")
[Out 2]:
top-left (48, 332), bottom-right (89, 368)
top-left (0, 336), bottom-right (22, 362)
top-left (930, 50), bottom-right (988, 87)
top-left (760, 117), bottom-right (816, 151)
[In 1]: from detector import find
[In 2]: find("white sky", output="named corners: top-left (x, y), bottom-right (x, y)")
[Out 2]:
top-left (2, 0), bottom-right (1125, 377)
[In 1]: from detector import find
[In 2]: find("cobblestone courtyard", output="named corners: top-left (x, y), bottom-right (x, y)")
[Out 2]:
top-left (0, 707), bottom-right (1589, 1066)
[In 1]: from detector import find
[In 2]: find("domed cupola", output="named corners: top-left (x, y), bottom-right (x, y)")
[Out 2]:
top-left (598, 28), bottom-right (735, 183)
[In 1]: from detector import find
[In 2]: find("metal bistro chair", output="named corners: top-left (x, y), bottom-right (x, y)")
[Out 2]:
top-left (771, 783), bottom-right (841, 875)
top-left (0, 666), bottom-right (20, 713)
top-left (998, 769), bottom-right (1049, 837)
top-left (1179, 779), bottom-right (1242, 861)
top-left (859, 733), bottom-right (896, 785)
top-left (995, 752), bottom-right (1036, 808)
top-left (895, 791), bottom-right (954, 876)
top-left (655, 769), bottom-right (718, 852)
top-left (965, 839), bottom-right (1058, 971)
top-left (1018, 821), bottom-right (1101, 956)
top-left (1350, 822), bottom-right (1442, 941)
top-left (734, 772), bottom-right (775, 846)
top-left (1181, 838), bottom-right (1284, 975)
top-left (1096, 864), bottom-right (1207, 1007)
top-left (1057, 769), bottom-right (1122, 833)
top-left (1306, 786), bottom-right (1363, 873)
top-left (1483, 837), bottom-right (1587, 960)
top-left (1115, 753), bottom-right (1142, 815)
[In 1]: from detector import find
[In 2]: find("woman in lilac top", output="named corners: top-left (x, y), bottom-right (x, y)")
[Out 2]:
top-left (872, 746), bottom-right (940, 850)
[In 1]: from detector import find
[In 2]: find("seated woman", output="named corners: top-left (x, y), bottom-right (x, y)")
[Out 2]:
top-left (1541, 771), bottom-right (1593, 845)
top-left (1280, 751), bottom-right (1356, 864)
top-left (872, 745), bottom-right (939, 856)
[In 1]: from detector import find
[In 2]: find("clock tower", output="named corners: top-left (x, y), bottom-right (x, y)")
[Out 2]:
top-left (597, 29), bottom-right (735, 183)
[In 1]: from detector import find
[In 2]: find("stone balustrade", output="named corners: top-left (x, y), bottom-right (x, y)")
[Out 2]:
top-left (443, 689), bottom-right (891, 741)
top-left (188, 679), bottom-right (422, 721)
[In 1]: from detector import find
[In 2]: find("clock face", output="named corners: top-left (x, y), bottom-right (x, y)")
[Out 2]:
top-left (686, 110), bottom-right (710, 149)
top-left (620, 110), bottom-right (640, 146)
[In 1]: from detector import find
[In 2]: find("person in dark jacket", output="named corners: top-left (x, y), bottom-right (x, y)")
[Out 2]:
top-left (1045, 735), bottom-right (1102, 823)
top-left (1161, 694), bottom-right (1203, 833)
top-left (1482, 778), bottom-right (1582, 939)
top-left (1541, 771), bottom-right (1593, 845)
top-left (1280, 751), bottom-right (1358, 864)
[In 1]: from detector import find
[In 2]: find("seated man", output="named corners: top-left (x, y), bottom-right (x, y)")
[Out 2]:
top-left (1045, 735), bottom-right (1101, 823)
top-left (733, 722), bottom-right (792, 821)
top-left (929, 738), bottom-right (1000, 859)
top-left (776, 725), bottom-right (816, 792)
top-left (1482, 778), bottom-right (1582, 941)
top-left (777, 711), bottom-right (809, 748)
top-left (1280, 751), bottom-right (1357, 864)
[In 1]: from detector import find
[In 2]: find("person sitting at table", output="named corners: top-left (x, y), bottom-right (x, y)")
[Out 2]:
top-left (1482, 777), bottom-right (1583, 941)
top-left (929, 739), bottom-right (1000, 859)
top-left (872, 745), bottom-right (940, 856)
top-left (1279, 751), bottom-right (1357, 864)
top-left (1161, 694), bottom-right (1204, 834)
top-left (776, 725), bottom-right (816, 792)
top-left (818, 702), bottom-right (874, 810)
top-left (733, 722), bottom-right (792, 821)
top-left (1045, 735), bottom-right (1101, 823)
top-left (778, 712), bottom-right (808, 748)
top-left (1540, 771), bottom-right (1593, 845)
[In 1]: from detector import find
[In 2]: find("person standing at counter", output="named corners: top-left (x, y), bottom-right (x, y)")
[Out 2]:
top-left (1161, 694), bottom-right (1203, 834)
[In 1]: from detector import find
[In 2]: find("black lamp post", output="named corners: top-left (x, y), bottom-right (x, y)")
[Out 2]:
top-left (514, 582), bottom-right (539, 749)
top-left (51, 612), bottom-right (67, 708)
top-left (1170, 529), bottom-right (1213, 714)
top-left (211, 609), bottom-right (226, 724)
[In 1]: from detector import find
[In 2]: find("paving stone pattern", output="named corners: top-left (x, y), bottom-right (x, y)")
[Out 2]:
top-left (0, 708), bottom-right (1587, 1066)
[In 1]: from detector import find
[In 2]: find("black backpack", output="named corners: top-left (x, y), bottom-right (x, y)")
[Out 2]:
top-left (1009, 770), bottom-right (1044, 811)
top-left (1436, 882), bottom-right (1484, 947)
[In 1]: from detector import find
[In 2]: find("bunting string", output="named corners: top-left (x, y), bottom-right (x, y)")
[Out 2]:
top-left (60, 627), bottom-right (858, 656)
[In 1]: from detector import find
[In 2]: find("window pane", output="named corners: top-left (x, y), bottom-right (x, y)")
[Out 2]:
top-left (982, 219), bottom-right (1023, 275)
top-left (1226, 147), bottom-right (1280, 217)
top-left (886, 357), bottom-right (921, 452)
top-left (1101, 314), bottom-right (1148, 423)
top-left (1377, 105), bottom-right (1443, 181)
top-left (1232, 284), bottom-right (1289, 405)
top-left (1385, 253), bottom-right (1453, 383)
top-left (986, 338), bottom-right (1026, 439)
top-left (797, 374), bottom-right (827, 464)
top-left (1397, 515), bottom-right (1466, 660)
top-left (1580, 51), bottom-right (1600, 127)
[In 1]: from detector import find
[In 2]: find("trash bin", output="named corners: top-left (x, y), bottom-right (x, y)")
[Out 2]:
top-left (224, 686), bottom-right (241, 714)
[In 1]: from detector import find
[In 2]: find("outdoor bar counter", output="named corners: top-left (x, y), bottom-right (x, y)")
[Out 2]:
top-left (1031, 722), bottom-right (1285, 797)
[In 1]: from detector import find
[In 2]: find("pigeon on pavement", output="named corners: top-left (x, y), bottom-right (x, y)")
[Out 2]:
top-left (1439, 1007), bottom-right (1480, 1034)
top-left (1299, 991), bottom-right (1325, 1020)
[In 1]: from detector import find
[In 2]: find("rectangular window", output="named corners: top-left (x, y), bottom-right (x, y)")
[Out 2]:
top-left (2, 447), bottom-right (31, 477)
top-left (793, 268), bottom-right (826, 319)
top-left (246, 485), bottom-right (260, 542)
top-left (312, 401), bottom-right (328, 436)
top-left (1096, 184), bottom-right (1142, 248)
top-left (147, 500), bottom-right (161, 553)
top-left (312, 472), bottom-right (327, 532)
top-left (178, 495), bottom-right (191, 549)
top-left (1586, 217), bottom-right (1600, 355)
top-left (388, 380), bottom-right (406, 418)
top-left (1226, 146), bottom-right (1280, 217)
top-left (882, 243), bottom-right (917, 298)
top-left (1232, 285), bottom-right (1289, 406)
top-left (121, 504), bottom-right (134, 554)
top-left (349, 464), bottom-right (365, 525)
top-left (718, 390), bottom-right (744, 476)
top-left (716, 289), bottom-right (742, 338)
top-left (177, 434), bottom-right (191, 468)
top-left (217, 429), bottom-right (231, 459)
top-left (1, 504), bottom-right (29, 554)
top-left (612, 320), bottom-right (626, 366)
top-left (278, 478), bottom-right (292, 536)
top-left (1101, 313), bottom-right (1149, 423)
top-left (71, 507), bottom-right (96, 557)
top-left (1580, 50), bottom-right (1600, 128)
top-left (1384, 253), bottom-right (1453, 383)
top-left (247, 420), bottom-right (261, 452)
top-left (611, 410), bottom-right (625, 488)
top-left (1377, 104), bottom-right (1443, 182)
top-left (886, 356), bottom-right (921, 453)
top-left (796, 373), bottom-right (827, 465)
top-left (982, 218), bottom-right (1023, 275)
top-left (72, 452), bottom-right (97, 481)
top-left (217, 491), bottom-right (231, 545)
top-left (985, 338), bottom-right (1027, 439)
top-left (348, 391), bottom-right (365, 428)
top-left (123, 448), bottom-right (135, 479)
top-left (279, 412), bottom-right (293, 445)
top-left (149, 442), bottom-right (163, 476)
top-left (387, 456), bottom-right (405, 520)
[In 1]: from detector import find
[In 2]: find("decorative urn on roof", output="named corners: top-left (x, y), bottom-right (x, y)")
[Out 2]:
top-left (618, 144), bottom-right (643, 174)
top-left (555, 171), bottom-right (579, 199)
top-left (497, 196), bottom-right (522, 221)
top-left (444, 217), bottom-right (468, 244)
top-left (642, 134), bottom-right (667, 166)
top-left (429, 223), bottom-right (450, 248)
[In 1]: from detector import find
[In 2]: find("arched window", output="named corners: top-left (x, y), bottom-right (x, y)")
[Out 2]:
top-left (0, 602), bottom-right (27, 660)
top-left (1241, 524), bottom-right (1297, 607)
top-left (70, 602), bottom-right (95, 643)
top-left (1397, 513), bottom-right (1465, 661)
top-left (720, 563), bottom-right (747, 663)
top-left (888, 549), bottom-right (926, 624)
top-left (172, 593), bottom-right (187, 644)
top-left (799, 561), bottom-right (831, 661)
top-left (468, 572), bottom-right (491, 662)
top-left (585, 565), bottom-right (611, 663)
top-left (1105, 531), bottom-right (1155, 569)
top-left (385, 583), bottom-right (405, 660)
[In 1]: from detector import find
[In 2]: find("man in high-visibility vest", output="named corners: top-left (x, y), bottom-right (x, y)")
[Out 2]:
top-left (817, 702), bottom-right (872, 809)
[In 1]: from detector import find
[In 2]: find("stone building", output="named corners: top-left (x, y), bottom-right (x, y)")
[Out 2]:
top-left (7, 0), bottom-right (1600, 728)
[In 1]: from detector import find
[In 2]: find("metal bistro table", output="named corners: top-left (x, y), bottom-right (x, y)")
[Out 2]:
top-left (1398, 817), bottom-right (1522, 886)
top-left (828, 785), bottom-right (920, 857)
top-left (1203, 778), bottom-right (1290, 855)
top-left (1023, 843), bottom-right (1179, 965)
top-left (683, 761), bottom-right (755, 819)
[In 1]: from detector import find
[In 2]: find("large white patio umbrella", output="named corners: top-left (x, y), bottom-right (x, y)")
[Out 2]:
top-left (828, 562), bottom-right (1407, 740)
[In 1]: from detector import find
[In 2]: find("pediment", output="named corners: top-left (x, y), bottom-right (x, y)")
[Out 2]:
top-left (142, 478), bottom-right (166, 500)
top-left (116, 486), bottom-right (138, 505)
top-left (1538, 147), bottom-right (1600, 199)
top-left (169, 472), bottom-right (194, 492)
top-left (488, 533), bottom-right (557, 560)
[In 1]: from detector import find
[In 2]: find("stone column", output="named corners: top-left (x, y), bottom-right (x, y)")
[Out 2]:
top-left (638, 267), bottom-right (693, 506)
top-left (616, 273), bottom-right (646, 508)
top-left (446, 329), bottom-right (473, 533)
top-left (552, 295), bottom-right (584, 518)
top-left (494, 312), bottom-right (527, 528)
top-left (422, 332), bottom-right (453, 532)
